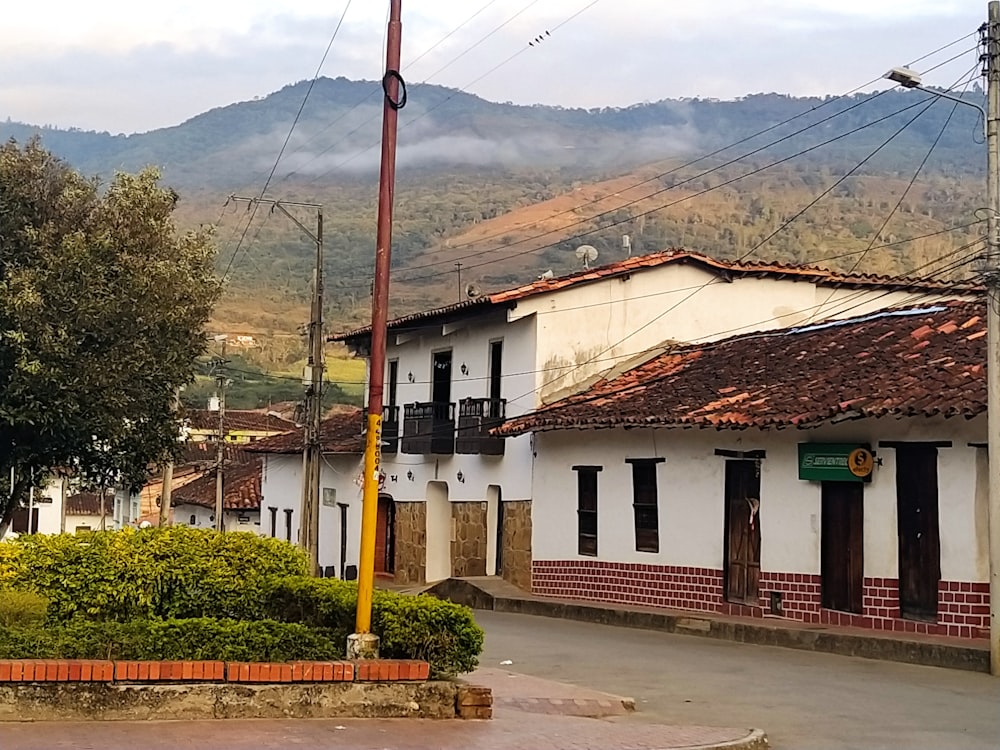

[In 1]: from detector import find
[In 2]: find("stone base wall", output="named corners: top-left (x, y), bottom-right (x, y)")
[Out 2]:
top-left (393, 501), bottom-right (426, 585)
top-left (500, 501), bottom-right (532, 591)
top-left (451, 502), bottom-right (488, 577)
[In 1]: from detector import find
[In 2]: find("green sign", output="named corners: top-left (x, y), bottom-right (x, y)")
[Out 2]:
top-left (797, 443), bottom-right (874, 483)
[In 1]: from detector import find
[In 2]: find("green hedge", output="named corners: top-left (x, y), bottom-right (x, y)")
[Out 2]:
top-left (0, 529), bottom-right (484, 675)
top-left (0, 527), bottom-right (308, 622)
top-left (0, 618), bottom-right (340, 662)
top-left (263, 578), bottom-right (483, 677)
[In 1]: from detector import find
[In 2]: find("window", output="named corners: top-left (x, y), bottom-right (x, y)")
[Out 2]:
top-left (284, 508), bottom-right (294, 542)
top-left (574, 465), bottom-right (601, 556)
top-left (388, 359), bottom-right (399, 408)
top-left (489, 340), bottom-right (503, 401)
top-left (268, 506), bottom-right (278, 538)
top-left (628, 458), bottom-right (664, 553)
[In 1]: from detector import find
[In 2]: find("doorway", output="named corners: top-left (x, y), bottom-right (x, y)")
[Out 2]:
top-left (375, 494), bottom-right (396, 575)
top-left (895, 445), bottom-right (940, 621)
top-left (425, 481), bottom-right (452, 582)
top-left (821, 481), bottom-right (864, 613)
top-left (432, 350), bottom-right (452, 404)
top-left (723, 460), bottom-right (761, 605)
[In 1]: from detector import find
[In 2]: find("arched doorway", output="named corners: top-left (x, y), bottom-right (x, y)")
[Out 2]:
top-left (375, 493), bottom-right (396, 576)
top-left (425, 481), bottom-right (451, 582)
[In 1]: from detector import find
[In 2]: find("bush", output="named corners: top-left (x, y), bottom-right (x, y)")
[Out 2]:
top-left (263, 577), bottom-right (483, 677)
top-left (0, 527), bottom-right (308, 622)
top-left (0, 590), bottom-right (49, 628)
top-left (0, 618), bottom-right (340, 662)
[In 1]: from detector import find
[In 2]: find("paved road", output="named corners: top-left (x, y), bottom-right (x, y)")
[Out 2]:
top-left (477, 610), bottom-right (1000, 750)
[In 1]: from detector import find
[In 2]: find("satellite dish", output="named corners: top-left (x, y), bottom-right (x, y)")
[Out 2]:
top-left (466, 282), bottom-right (483, 299)
top-left (575, 244), bottom-right (599, 270)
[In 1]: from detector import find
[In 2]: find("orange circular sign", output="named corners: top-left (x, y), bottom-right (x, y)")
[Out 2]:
top-left (848, 448), bottom-right (874, 478)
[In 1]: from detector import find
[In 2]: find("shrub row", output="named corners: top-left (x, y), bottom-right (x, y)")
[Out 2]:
top-left (263, 578), bottom-right (484, 677)
top-left (0, 529), bottom-right (484, 676)
top-left (0, 527), bottom-right (308, 621)
top-left (0, 618), bottom-right (340, 662)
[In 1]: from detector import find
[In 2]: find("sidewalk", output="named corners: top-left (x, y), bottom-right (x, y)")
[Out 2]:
top-left (419, 576), bottom-right (990, 673)
top-left (0, 670), bottom-right (767, 750)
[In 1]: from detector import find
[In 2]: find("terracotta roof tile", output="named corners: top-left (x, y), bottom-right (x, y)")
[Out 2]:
top-left (499, 300), bottom-right (987, 435)
top-left (172, 456), bottom-right (262, 511)
top-left (329, 248), bottom-right (980, 341)
top-left (65, 491), bottom-right (115, 516)
top-left (184, 409), bottom-right (295, 434)
top-left (244, 408), bottom-right (365, 454)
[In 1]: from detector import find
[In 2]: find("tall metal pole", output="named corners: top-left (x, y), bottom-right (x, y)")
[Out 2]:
top-left (985, 0), bottom-right (1000, 677)
top-left (352, 0), bottom-right (403, 657)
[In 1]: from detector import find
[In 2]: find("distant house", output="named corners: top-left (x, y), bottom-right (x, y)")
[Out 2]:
top-left (183, 408), bottom-right (295, 444)
top-left (323, 248), bottom-right (979, 589)
top-left (246, 409), bottom-right (366, 578)
top-left (499, 300), bottom-right (989, 641)
top-left (64, 490), bottom-right (115, 533)
top-left (171, 453), bottom-right (264, 534)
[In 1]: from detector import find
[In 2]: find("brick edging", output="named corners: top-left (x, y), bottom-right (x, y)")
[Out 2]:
top-left (0, 659), bottom-right (429, 684)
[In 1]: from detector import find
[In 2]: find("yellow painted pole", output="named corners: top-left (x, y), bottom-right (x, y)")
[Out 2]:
top-left (355, 414), bottom-right (382, 633)
top-left (354, 0), bottom-right (402, 645)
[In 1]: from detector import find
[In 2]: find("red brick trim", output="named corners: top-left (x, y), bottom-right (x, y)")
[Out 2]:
top-left (0, 659), bottom-right (429, 684)
top-left (532, 560), bottom-right (989, 639)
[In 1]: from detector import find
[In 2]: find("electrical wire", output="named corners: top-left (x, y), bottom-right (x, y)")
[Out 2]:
top-left (219, 0), bottom-right (354, 283)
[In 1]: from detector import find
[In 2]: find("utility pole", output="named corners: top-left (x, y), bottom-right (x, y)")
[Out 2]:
top-left (227, 195), bottom-right (324, 571)
top-left (214, 340), bottom-right (228, 533)
top-left (984, 0), bottom-right (1000, 677)
top-left (352, 0), bottom-right (404, 660)
top-left (455, 261), bottom-right (463, 302)
top-left (160, 389), bottom-right (181, 528)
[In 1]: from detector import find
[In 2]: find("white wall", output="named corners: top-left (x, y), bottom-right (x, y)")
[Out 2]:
top-left (259, 453), bottom-right (365, 576)
top-left (531, 416), bottom-right (987, 582)
top-left (510, 263), bottom-right (970, 404)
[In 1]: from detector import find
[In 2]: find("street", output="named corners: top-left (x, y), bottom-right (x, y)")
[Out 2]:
top-left (477, 610), bottom-right (1000, 750)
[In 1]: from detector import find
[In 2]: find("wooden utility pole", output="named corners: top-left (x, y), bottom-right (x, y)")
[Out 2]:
top-left (160, 389), bottom-right (181, 527)
top-left (227, 195), bottom-right (324, 569)
top-left (984, 0), bottom-right (1000, 676)
top-left (214, 341), bottom-right (228, 533)
top-left (352, 0), bottom-right (404, 659)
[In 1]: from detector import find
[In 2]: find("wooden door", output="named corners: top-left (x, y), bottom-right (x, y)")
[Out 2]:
top-left (724, 460), bottom-right (761, 604)
top-left (821, 481), bottom-right (864, 614)
top-left (374, 494), bottom-right (395, 575)
top-left (895, 445), bottom-right (940, 620)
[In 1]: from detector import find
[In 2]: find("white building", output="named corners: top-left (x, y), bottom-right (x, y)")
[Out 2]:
top-left (63, 490), bottom-right (114, 533)
top-left (248, 410), bottom-right (366, 579)
top-left (170, 456), bottom-right (264, 534)
top-left (324, 249), bottom-right (978, 589)
top-left (500, 300), bottom-right (989, 642)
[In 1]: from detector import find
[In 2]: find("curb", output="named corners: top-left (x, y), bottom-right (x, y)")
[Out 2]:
top-left (426, 579), bottom-right (988, 673)
top-left (694, 728), bottom-right (769, 750)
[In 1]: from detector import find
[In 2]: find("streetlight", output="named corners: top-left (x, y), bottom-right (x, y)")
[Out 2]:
top-left (886, 11), bottom-right (1000, 676)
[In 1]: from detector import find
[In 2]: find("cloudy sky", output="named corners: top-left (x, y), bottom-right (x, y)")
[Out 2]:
top-left (0, 0), bottom-right (983, 134)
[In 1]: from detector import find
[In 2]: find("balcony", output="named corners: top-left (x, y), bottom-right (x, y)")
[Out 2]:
top-left (381, 405), bottom-right (399, 454)
top-left (401, 401), bottom-right (456, 455)
top-left (456, 398), bottom-right (507, 456)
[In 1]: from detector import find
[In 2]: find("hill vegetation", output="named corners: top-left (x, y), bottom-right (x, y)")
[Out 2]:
top-left (3, 77), bottom-right (987, 396)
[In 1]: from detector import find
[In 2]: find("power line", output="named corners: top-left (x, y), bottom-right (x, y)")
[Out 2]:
top-left (498, 78), bottom-right (973, 407)
top-left (219, 0), bottom-right (354, 283)
top-left (809, 65), bottom-right (980, 321)
top-left (393, 91), bottom-right (954, 285)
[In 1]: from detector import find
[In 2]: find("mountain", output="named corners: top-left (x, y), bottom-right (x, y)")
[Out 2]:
top-left (2, 77), bottom-right (988, 353)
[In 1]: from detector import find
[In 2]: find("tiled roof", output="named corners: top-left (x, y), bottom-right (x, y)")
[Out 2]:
top-left (184, 409), bottom-right (296, 434)
top-left (65, 491), bottom-right (114, 516)
top-left (172, 457), bottom-right (263, 511)
top-left (498, 300), bottom-right (987, 435)
top-left (329, 248), bottom-right (981, 341)
top-left (174, 440), bottom-right (250, 468)
top-left (244, 408), bottom-right (365, 454)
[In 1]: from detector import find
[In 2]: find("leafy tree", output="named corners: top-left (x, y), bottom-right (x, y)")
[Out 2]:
top-left (0, 139), bottom-right (220, 532)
